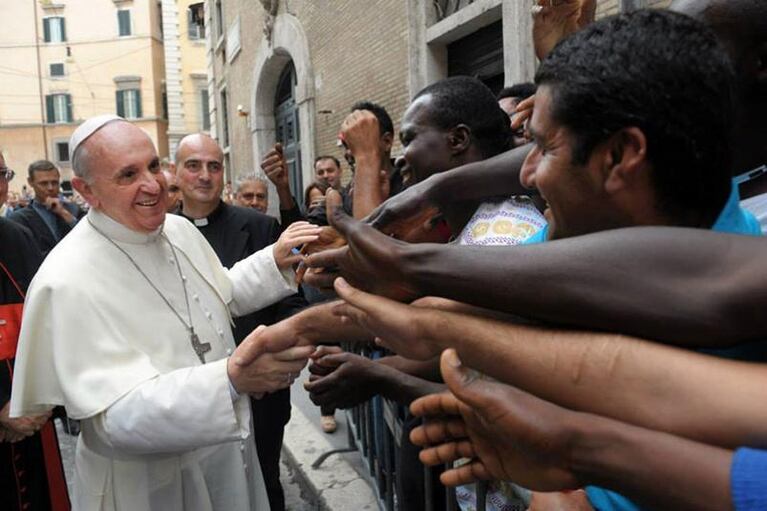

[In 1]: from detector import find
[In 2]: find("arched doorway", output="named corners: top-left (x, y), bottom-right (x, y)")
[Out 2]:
top-left (274, 62), bottom-right (303, 207)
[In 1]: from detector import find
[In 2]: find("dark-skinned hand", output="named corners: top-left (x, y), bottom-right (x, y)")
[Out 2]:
top-left (364, 172), bottom-right (447, 236)
top-left (332, 278), bottom-right (442, 360)
top-left (409, 349), bottom-right (584, 491)
top-left (304, 200), bottom-right (421, 301)
top-left (260, 143), bottom-right (291, 191)
top-left (233, 319), bottom-right (313, 367)
top-left (304, 346), bottom-right (384, 410)
top-left (295, 190), bottom-right (347, 285)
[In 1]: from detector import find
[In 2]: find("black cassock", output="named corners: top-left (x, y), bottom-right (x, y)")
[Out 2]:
top-left (0, 217), bottom-right (70, 510)
top-left (180, 202), bottom-right (307, 511)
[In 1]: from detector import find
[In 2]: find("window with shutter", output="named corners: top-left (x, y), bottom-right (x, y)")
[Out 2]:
top-left (116, 89), bottom-right (142, 119)
top-left (188, 3), bottom-right (205, 40)
top-left (46, 94), bottom-right (72, 123)
top-left (43, 17), bottom-right (66, 43)
top-left (50, 63), bottom-right (65, 77)
top-left (116, 90), bottom-right (124, 117)
top-left (118, 10), bottom-right (132, 36)
top-left (200, 89), bottom-right (210, 131)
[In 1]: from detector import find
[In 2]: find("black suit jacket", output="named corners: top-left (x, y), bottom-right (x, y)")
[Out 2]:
top-left (9, 201), bottom-right (84, 257)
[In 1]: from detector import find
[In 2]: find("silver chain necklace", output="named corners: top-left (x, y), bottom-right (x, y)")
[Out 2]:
top-left (87, 219), bottom-right (212, 363)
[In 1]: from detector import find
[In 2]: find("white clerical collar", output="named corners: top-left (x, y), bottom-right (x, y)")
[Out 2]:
top-left (87, 208), bottom-right (164, 244)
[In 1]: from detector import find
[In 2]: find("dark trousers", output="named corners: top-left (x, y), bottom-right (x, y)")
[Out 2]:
top-left (251, 388), bottom-right (291, 511)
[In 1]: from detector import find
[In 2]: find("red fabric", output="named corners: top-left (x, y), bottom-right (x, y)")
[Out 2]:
top-left (0, 303), bottom-right (23, 360)
top-left (0, 261), bottom-right (24, 360)
top-left (39, 423), bottom-right (70, 511)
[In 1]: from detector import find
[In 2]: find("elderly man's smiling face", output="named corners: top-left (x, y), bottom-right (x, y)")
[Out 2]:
top-left (74, 122), bottom-right (167, 232)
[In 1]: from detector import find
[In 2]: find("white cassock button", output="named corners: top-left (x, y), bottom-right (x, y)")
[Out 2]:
top-left (243, 463), bottom-right (248, 471)
top-left (181, 275), bottom-right (187, 282)
top-left (217, 329), bottom-right (224, 337)
top-left (193, 294), bottom-right (199, 302)
top-left (240, 443), bottom-right (245, 452)
top-left (205, 311), bottom-right (212, 319)
top-left (226, 348), bottom-right (232, 355)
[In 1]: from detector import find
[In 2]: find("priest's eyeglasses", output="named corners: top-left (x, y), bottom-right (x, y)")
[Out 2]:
top-left (0, 168), bottom-right (15, 182)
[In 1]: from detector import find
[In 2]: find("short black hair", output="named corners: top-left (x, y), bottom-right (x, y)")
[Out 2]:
top-left (28, 160), bottom-right (58, 180)
top-left (497, 83), bottom-right (537, 102)
top-left (413, 76), bottom-right (512, 159)
top-left (350, 101), bottom-right (395, 137)
top-left (536, 9), bottom-right (735, 228)
top-left (314, 155), bottom-right (341, 168)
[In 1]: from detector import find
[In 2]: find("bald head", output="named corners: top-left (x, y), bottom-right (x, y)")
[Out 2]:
top-left (175, 133), bottom-right (224, 166)
top-left (671, 0), bottom-right (767, 173)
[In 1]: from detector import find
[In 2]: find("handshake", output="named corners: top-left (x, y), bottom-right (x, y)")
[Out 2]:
top-left (226, 323), bottom-right (315, 398)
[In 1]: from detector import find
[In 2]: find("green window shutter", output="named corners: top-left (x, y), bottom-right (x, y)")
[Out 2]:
top-left (65, 94), bottom-right (73, 122)
top-left (60, 18), bottom-right (66, 42)
top-left (118, 11), bottom-right (131, 36)
top-left (135, 90), bottom-right (142, 118)
top-left (116, 90), bottom-right (125, 117)
top-left (45, 95), bottom-right (54, 123)
top-left (43, 18), bottom-right (51, 42)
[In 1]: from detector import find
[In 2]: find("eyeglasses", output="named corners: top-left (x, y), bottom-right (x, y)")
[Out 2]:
top-left (0, 168), bottom-right (15, 182)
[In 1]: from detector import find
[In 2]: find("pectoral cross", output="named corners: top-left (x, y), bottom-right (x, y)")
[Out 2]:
top-left (190, 329), bottom-right (212, 363)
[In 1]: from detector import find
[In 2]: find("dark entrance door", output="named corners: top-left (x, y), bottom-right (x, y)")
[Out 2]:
top-left (274, 62), bottom-right (303, 208)
top-left (447, 20), bottom-right (504, 94)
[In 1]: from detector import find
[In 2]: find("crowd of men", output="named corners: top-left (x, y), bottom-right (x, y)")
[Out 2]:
top-left (1, 0), bottom-right (766, 510)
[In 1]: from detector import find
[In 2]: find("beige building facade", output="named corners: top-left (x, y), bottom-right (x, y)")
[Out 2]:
top-left (206, 0), bottom-right (672, 219)
top-left (161, 0), bottom-right (209, 157)
top-left (0, 0), bottom-right (168, 193)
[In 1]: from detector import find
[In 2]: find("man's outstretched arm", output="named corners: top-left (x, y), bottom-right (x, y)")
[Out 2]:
top-left (366, 144), bottom-right (533, 231)
top-left (410, 350), bottom-right (735, 511)
top-left (331, 278), bottom-right (767, 449)
top-left (310, 209), bottom-right (767, 345)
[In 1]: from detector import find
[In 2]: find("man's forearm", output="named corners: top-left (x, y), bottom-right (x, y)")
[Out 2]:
top-left (428, 144), bottom-right (532, 204)
top-left (421, 309), bottom-right (767, 449)
top-left (572, 414), bottom-right (733, 511)
top-left (352, 152), bottom-right (387, 219)
top-left (294, 300), bottom-right (374, 344)
top-left (378, 355), bottom-right (441, 381)
top-left (407, 227), bottom-right (767, 345)
top-left (374, 363), bottom-right (445, 405)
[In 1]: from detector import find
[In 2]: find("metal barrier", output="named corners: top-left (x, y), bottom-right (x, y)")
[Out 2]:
top-left (334, 344), bottom-right (528, 511)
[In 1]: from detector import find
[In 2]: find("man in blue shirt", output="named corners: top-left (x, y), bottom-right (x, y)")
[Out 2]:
top-left (10, 160), bottom-right (84, 256)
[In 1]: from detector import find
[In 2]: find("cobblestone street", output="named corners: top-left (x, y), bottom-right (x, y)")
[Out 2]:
top-left (55, 419), bottom-right (319, 510)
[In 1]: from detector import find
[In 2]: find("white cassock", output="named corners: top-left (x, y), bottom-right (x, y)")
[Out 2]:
top-left (10, 208), bottom-right (297, 511)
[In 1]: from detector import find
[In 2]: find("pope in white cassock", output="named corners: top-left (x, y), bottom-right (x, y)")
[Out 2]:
top-left (9, 115), bottom-right (321, 511)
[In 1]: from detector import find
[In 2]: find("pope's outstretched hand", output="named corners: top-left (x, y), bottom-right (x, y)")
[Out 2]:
top-left (272, 221), bottom-right (322, 270)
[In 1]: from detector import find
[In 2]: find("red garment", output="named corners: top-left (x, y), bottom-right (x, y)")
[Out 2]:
top-left (0, 222), bottom-right (71, 511)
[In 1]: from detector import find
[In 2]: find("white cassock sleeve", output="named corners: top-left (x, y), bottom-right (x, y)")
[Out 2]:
top-left (226, 242), bottom-right (297, 317)
top-left (92, 358), bottom-right (250, 455)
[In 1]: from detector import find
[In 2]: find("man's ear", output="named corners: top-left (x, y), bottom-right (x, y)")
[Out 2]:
top-left (448, 124), bottom-right (472, 155)
top-left (603, 127), bottom-right (648, 195)
top-left (380, 132), bottom-right (394, 154)
top-left (71, 176), bottom-right (99, 209)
